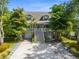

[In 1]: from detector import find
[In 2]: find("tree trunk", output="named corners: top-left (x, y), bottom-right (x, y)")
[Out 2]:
top-left (0, 21), bottom-right (4, 44)
top-left (0, 0), bottom-right (8, 44)
top-left (0, 4), bottom-right (4, 44)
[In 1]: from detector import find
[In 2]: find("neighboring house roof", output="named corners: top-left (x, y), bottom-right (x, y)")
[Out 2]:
top-left (27, 12), bottom-right (49, 21)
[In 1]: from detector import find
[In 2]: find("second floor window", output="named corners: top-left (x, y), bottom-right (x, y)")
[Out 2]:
top-left (40, 15), bottom-right (49, 21)
top-left (27, 15), bottom-right (33, 20)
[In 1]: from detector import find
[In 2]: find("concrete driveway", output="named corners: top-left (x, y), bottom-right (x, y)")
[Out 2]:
top-left (9, 41), bottom-right (77, 59)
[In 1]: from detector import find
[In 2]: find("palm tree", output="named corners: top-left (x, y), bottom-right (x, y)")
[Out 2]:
top-left (8, 7), bottom-right (30, 41)
top-left (49, 3), bottom-right (75, 41)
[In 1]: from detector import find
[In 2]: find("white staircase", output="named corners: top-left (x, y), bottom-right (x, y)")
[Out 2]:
top-left (34, 28), bottom-right (45, 43)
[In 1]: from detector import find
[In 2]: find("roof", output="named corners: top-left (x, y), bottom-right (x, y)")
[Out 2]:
top-left (27, 12), bottom-right (49, 21)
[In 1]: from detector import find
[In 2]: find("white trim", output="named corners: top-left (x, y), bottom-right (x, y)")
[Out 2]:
top-left (36, 20), bottom-right (49, 24)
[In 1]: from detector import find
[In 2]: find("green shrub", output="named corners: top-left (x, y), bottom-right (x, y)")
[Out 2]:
top-left (4, 37), bottom-right (16, 42)
top-left (61, 36), bottom-right (77, 47)
top-left (74, 45), bottom-right (79, 51)
top-left (61, 36), bottom-right (79, 58)
top-left (70, 48), bottom-right (79, 57)
top-left (70, 48), bottom-right (77, 53)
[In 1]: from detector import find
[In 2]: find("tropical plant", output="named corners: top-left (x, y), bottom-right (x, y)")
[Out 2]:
top-left (4, 7), bottom-right (30, 41)
top-left (49, 4), bottom-right (74, 40)
top-left (70, 0), bottom-right (79, 43)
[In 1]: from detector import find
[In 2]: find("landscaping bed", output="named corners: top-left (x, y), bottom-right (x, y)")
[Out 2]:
top-left (61, 36), bottom-right (79, 58)
top-left (0, 43), bottom-right (15, 59)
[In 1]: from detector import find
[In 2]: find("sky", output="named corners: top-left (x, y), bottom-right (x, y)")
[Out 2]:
top-left (8, 0), bottom-right (69, 12)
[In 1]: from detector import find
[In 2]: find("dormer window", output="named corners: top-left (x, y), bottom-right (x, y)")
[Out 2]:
top-left (27, 15), bottom-right (33, 21)
top-left (40, 15), bottom-right (49, 21)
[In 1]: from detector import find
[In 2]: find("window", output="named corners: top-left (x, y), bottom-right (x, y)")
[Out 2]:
top-left (40, 15), bottom-right (49, 21)
top-left (27, 15), bottom-right (33, 20)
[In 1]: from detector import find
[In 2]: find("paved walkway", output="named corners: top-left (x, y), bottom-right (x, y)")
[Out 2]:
top-left (9, 41), bottom-right (77, 59)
